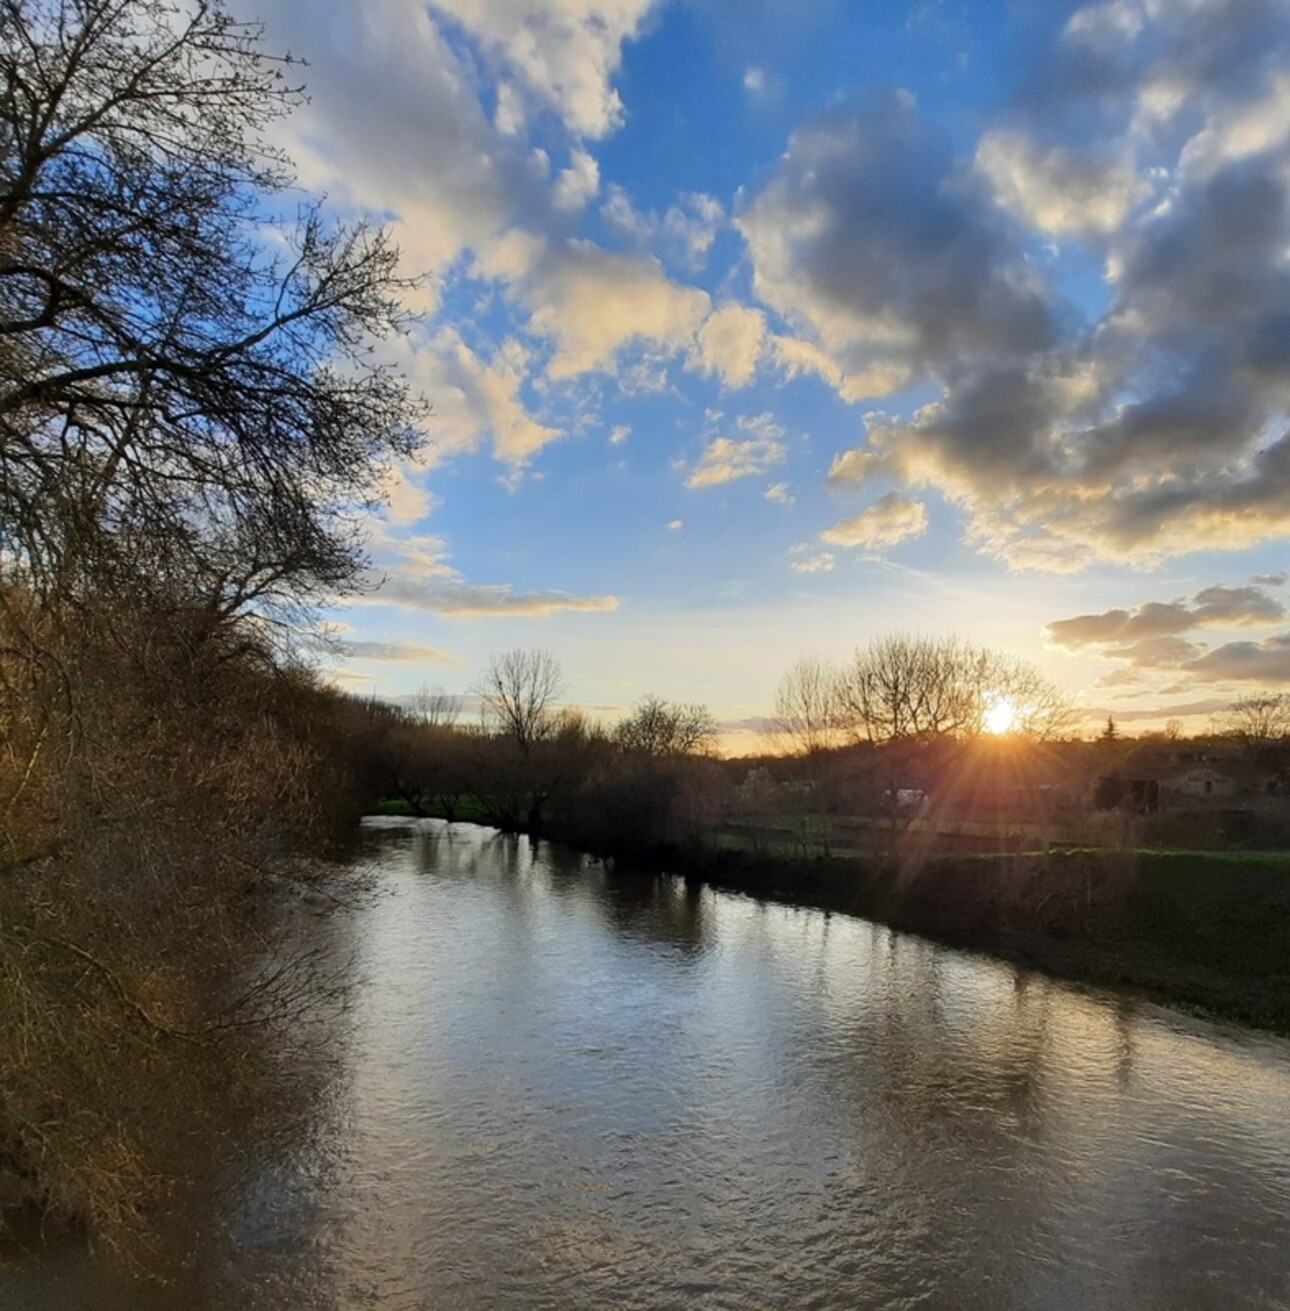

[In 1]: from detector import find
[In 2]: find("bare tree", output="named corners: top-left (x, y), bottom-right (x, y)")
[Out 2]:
top-left (614, 694), bottom-right (717, 757)
top-left (477, 649), bottom-right (563, 755)
top-left (411, 684), bottom-right (462, 729)
top-left (770, 656), bottom-right (843, 757)
top-left (0, 0), bottom-right (425, 615)
top-left (1215, 693), bottom-right (1290, 748)
top-left (836, 634), bottom-right (1071, 744)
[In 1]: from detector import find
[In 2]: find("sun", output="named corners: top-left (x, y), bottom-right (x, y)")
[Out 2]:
top-left (984, 697), bottom-right (1017, 735)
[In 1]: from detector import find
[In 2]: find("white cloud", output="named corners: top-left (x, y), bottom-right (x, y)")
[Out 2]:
top-left (402, 329), bottom-right (562, 468)
top-left (790, 551), bottom-right (835, 573)
top-left (368, 533), bottom-right (620, 616)
top-left (377, 463), bottom-right (438, 526)
top-left (485, 234), bottom-right (712, 379)
top-left (667, 519), bottom-right (684, 531)
top-left (256, 0), bottom-right (537, 293)
top-left (600, 186), bottom-right (724, 270)
top-left (689, 304), bottom-right (768, 389)
top-left (821, 492), bottom-right (928, 549)
top-left (764, 482), bottom-right (794, 505)
top-left (743, 65), bottom-right (784, 104)
top-left (553, 147), bottom-right (600, 211)
top-left (975, 129), bottom-right (1146, 236)
top-left (428, 0), bottom-right (660, 139)
top-left (686, 416), bottom-right (787, 489)
top-left (1062, 1), bottom-right (1144, 51)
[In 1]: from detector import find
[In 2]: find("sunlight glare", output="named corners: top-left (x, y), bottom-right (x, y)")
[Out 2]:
top-left (984, 697), bottom-right (1017, 735)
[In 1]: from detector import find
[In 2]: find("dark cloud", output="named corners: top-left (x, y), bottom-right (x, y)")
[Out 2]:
top-left (1103, 635), bottom-right (1201, 667)
top-left (378, 575), bottom-right (620, 617)
top-left (797, 1), bottom-right (1290, 568)
top-left (1084, 698), bottom-right (1235, 723)
top-left (739, 92), bottom-right (1066, 393)
top-left (1183, 632), bottom-right (1290, 683)
top-left (1046, 584), bottom-right (1285, 650)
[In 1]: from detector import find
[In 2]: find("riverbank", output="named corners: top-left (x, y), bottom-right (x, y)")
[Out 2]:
top-left (402, 800), bottom-right (1290, 1032)
top-left (626, 844), bottom-right (1290, 1033)
top-left (378, 793), bottom-right (1290, 1029)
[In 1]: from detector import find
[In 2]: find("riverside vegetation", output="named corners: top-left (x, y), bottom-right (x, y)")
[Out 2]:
top-left (0, 0), bottom-right (426, 1257)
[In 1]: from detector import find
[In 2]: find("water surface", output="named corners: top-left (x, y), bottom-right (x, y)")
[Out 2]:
top-left (6, 819), bottom-right (1290, 1309)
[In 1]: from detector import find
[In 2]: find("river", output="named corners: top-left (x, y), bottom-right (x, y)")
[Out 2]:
top-left (5, 818), bottom-right (1290, 1309)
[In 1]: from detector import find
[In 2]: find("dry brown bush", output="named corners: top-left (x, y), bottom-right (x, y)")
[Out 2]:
top-left (0, 583), bottom-right (363, 1255)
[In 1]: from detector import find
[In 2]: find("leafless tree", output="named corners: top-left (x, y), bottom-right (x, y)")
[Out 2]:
top-left (614, 694), bottom-right (717, 757)
top-left (836, 634), bottom-right (1071, 743)
top-left (0, 0), bottom-right (426, 1250)
top-left (477, 649), bottom-right (563, 755)
top-left (770, 656), bottom-right (843, 757)
top-left (1214, 693), bottom-right (1290, 748)
top-left (0, 0), bottom-right (425, 615)
top-left (411, 684), bottom-right (462, 729)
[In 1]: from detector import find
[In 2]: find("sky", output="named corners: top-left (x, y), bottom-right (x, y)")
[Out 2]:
top-left (251, 0), bottom-right (1290, 747)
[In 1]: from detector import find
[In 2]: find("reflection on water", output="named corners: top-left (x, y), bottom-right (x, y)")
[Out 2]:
top-left (5, 818), bottom-right (1290, 1310)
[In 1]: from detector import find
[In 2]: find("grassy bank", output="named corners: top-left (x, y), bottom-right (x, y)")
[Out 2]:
top-left (649, 845), bottom-right (1290, 1032)
top-left (397, 794), bottom-right (1290, 1033)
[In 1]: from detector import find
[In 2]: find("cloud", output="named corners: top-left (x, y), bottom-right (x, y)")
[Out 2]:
top-left (758, 4), bottom-right (1290, 570)
top-left (739, 92), bottom-right (1062, 397)
top-left (1046, 584), bottom-right (1287, 650)
top-left (789, 551), bottom-right (835, 574)
top-left (338, 640), bottom-right (462, 664)
top-left (764, 482), bottom-right (794, 505)
top-left (686, 415), bottom-right (786, 489)
top-left (368, 533), bottom-right (620, 617)
top-left (428, 0), bottom-right (660, 140)
top-left (820, 492), bottom-right (928, 549)
top-left (1183, 633), bottom-right (1290, 684)
top-left (974, 129), bottom-right (1145, 235)
top-left (256, 0), bottom-right (547, 291)
top-left (667, 519), bottom-right (683, 530)
top-left (402, 329), bottom-right (561, 467)
top-left (608, 424), bottom-right (630, 445)
top-left (483, 234), bottom-right (712, 379)
top-left (689, 304), bottom-right (768, 388)
top-left (601, 185), bottom-right (725, 271)
top-left (1253, 572), bottom-right (1287, 587)
top-left (1085, 698), bottom-right (1234, 724)
top-left (1102, 635), bottom-right (1201, 667)
top-left (377, 463), bottom-right (438, 526)
top-left (553, 147), bottom-right (600, 211)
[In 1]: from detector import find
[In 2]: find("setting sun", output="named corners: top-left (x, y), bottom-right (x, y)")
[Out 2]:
top-left (984, 697), bottom-right (1017, 735)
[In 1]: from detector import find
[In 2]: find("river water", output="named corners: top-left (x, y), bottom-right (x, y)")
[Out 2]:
top-left (5, 818), bottom-right (1290, 1309)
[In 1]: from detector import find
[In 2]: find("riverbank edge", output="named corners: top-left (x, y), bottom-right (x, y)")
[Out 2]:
top-left (412, 811), bottom-right (1290, 1035)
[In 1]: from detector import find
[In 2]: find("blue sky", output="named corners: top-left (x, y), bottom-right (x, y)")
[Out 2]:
top-left (253, 0), bottom-right (1290, 745)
